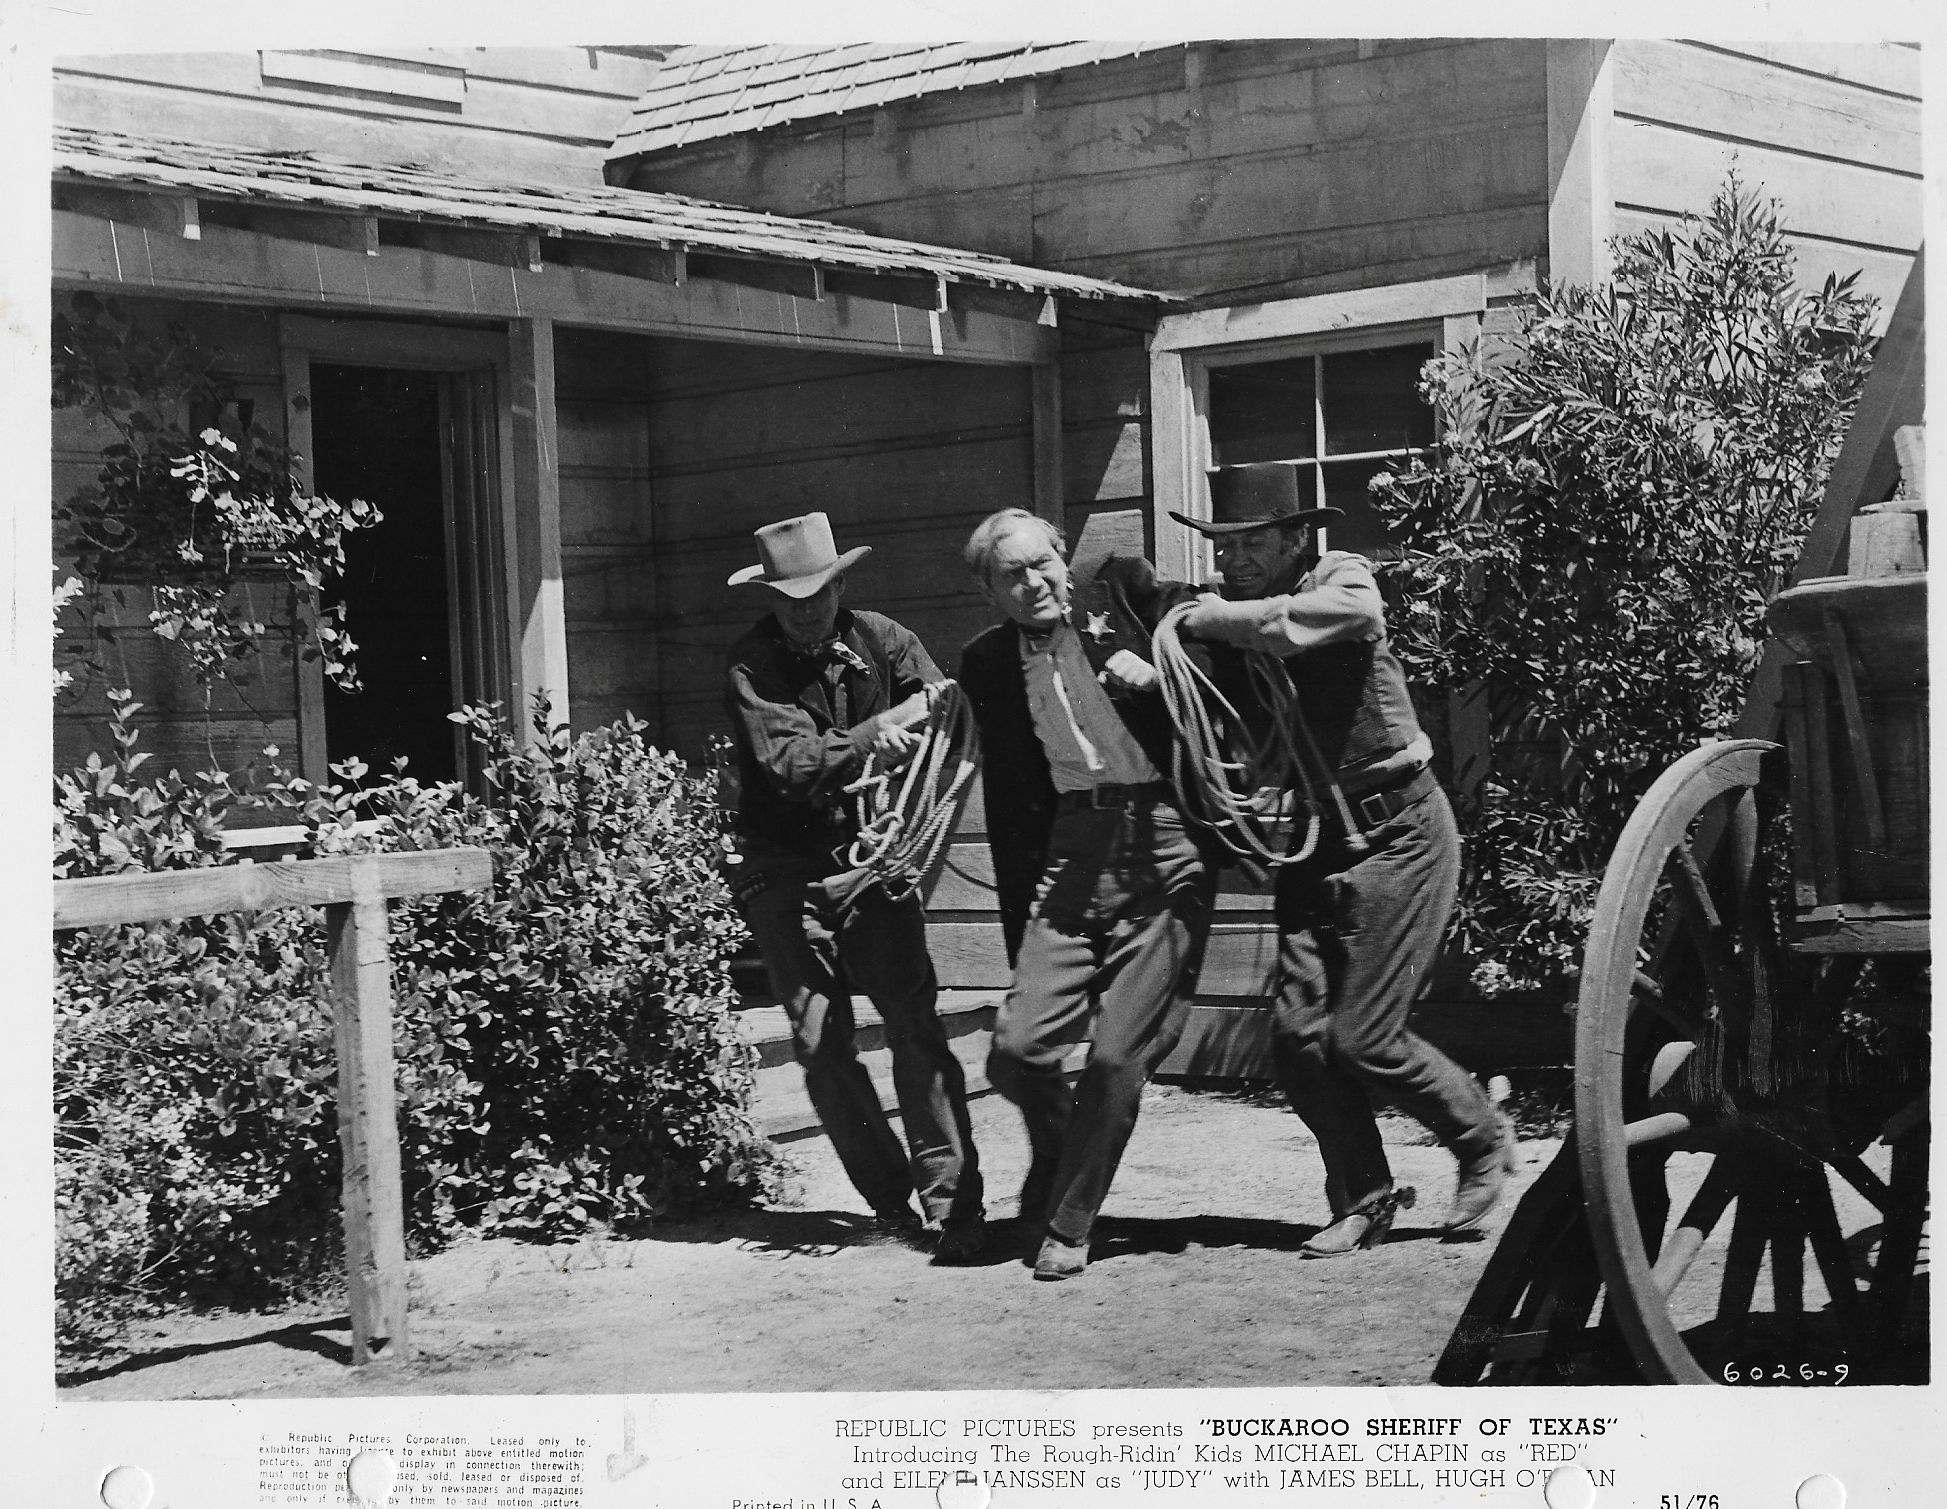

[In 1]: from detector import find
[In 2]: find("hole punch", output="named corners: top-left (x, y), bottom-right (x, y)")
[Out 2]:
top-left (1796, 1475), bottom-right (1846, 1509)
top-left (347, 1448), bottom-right (397, 1506)
top-left (99, 1466), bottom-right (154, 1509)
top-left (1543, 1464), bottom-right (1597, 1509)
top-left (936, 1475), bottom-right (991, 1509)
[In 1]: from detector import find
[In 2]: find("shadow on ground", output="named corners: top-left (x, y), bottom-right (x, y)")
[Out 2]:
top-left (59, 1317), bottom-right (352, 1387)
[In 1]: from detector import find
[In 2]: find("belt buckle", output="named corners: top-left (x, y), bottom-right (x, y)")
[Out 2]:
top-left (1093, 786), bottom-right (1129, 810)
top-left (1356, 790), bottom-right (1391, 829)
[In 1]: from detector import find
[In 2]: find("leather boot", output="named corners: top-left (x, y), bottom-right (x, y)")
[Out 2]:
top-left (1444, 1112), bottom-right (1516, 1233)
top-left (1300, 1185), bottom-right (1415, 1259)
top-left (1032, 1234), bottom-right (1088, 1281)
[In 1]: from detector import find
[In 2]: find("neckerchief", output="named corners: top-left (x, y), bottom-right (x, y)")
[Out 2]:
top-left (791, 635), bottom-right (870, 676)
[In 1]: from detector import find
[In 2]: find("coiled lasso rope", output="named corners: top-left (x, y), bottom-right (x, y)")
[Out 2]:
top-left (842, 679), bottom-right (982, 901)
top-left (1149, 599), bottom-right (1369, 864)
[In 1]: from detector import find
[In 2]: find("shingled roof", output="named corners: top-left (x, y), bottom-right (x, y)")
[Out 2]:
top-left (609, 42), bottom-right (1177, 159)
top-left (54, 123), bottom-right (1168, 303)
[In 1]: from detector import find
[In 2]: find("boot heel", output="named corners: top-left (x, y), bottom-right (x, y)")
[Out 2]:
top-left (1302, 1185), bottom-right (1415, 1258)
top-left (1355, 1185), bottom-right (1416, 1249)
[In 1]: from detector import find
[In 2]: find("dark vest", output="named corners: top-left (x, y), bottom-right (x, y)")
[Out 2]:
top-left (1204, 553), bottom-right (1427, 784)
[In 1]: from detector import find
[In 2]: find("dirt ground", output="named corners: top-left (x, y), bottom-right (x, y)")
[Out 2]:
top-left (60, 1085), bottom-right (1562, 1400)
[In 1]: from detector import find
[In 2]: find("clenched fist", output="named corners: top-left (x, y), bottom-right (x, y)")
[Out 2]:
top-left (1099, 649), bottom-right (1159, 693)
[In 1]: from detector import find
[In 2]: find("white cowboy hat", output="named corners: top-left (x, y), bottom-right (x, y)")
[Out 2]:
top-left (726, 512), bottom-right (872, 598)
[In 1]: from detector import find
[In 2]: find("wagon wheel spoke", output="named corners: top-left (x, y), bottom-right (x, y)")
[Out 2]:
top-left (1624, 1111), bottom-right (1695, 1149)
top-left (1652, 1154), bottom-right (1741, 1298)
top-left (1881, 1094), bottom-right (1929, 1146)
top-left (1715, 1178), bottom-right (1773, 1351)
top-left (1797, 1165), bottom-right (1867, 1337)
top-left (1828, 1153), bottom-right (1894, 1215)
top-left (1645, 1039), bottom-right (1698, 1100)
top-left (1868, 1136), bottom-right (1930, 1353)
top-left (1663, 842), bottom-right (1752, 1030)
top-left (1631, 969), bottom-right (1711, 1042)
top-left (1769, 1181), bottom-right (1807, 1328)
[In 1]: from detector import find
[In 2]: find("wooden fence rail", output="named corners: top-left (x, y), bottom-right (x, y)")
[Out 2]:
top-left (54, 847), bottom-right (495, 1365)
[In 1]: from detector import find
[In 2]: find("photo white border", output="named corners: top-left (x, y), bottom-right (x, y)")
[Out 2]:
top-left (8, 1), bottom-right (1941, 1503)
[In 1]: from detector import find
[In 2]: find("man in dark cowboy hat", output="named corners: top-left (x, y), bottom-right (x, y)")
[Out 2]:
top-left (957, 508), bottom-right (1218, 1281)
top-left (722, 512), bottom-right (984, 1262)
top-left (1174, 462), bottom-right (1511, 1257)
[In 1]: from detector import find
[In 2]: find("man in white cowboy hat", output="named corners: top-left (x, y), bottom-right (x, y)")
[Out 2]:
top-left (1174, 462), bottom-right (1513, 1258)
top-left (722, 512), bottom-right (984, 1263)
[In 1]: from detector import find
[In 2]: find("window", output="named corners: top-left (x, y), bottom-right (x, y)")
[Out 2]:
top-left (1205, 337), bottom-right (1436, 557)
top-left (1148, 273), bottom-right (1492, 582)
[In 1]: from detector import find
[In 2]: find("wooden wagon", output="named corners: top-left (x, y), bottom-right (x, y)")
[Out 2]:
top-left (1436, 251), bottom-right (1928, 1387)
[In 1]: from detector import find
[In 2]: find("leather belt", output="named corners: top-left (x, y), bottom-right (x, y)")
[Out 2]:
top-left (1345, 765), bottom-right (1438, 830)
top-left (1055, 781), bottom-right (1172, 812)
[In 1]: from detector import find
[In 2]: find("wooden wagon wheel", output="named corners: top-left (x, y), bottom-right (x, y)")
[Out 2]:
top-left (1575, 739), bottom-right (1929, 1385)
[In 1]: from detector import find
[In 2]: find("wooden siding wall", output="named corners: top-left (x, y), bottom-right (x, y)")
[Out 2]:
top-left (56, 48), bottom-right (666, 185)
top-left (1059, 317), bottom-right (1152, 556)
top-left (622, 38), bottom-right (1552, 303)
top-left (52, 295), bottom-right (300, 779)
top-left (555, 328), bottom-right (1037, 763)
top-left (1608, 40), bottom-right (1921, 315)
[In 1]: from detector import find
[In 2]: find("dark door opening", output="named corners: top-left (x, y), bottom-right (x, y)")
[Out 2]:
top-left (310, 364), bottom-right (459, 784)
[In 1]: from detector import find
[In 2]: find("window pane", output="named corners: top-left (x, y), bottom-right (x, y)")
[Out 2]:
top-left (1319, 457), bottom-right (1397, 558)
top-left (1207, 356), bottom-right (1316, 464)
top-left (1321, 344), bottom-right (1434, 456)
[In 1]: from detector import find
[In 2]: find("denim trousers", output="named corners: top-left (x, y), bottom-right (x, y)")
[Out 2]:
top-left (986, 796), bottom-right (1216, 1246)
top-left (1269, 783), bottom-right (1496, 1214)
top-left (735, 838), bottom-right (983, 1225)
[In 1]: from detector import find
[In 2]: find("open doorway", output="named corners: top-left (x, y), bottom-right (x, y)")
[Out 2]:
top-left (309, 364), bottom-right (460, 784)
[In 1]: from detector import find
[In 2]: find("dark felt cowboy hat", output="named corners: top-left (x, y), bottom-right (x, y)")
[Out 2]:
top-left (1167, 461), bottom-right (1344, 537)
top-left (727, 512), bottom-right (872, 597)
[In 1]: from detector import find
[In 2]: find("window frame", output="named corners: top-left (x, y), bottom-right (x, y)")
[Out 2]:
top-left (1148, 273), bottom-right (1488, 582)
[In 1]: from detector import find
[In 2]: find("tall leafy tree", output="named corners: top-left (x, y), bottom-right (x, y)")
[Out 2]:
top-left (1371, 176), bottom-right (1879, 992)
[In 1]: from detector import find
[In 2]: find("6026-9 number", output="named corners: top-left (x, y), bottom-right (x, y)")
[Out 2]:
top-left (1722, 1362), bottom-right (1850, 1383)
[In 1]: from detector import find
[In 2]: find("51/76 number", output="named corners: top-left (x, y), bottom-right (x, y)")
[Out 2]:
top-left (1661, 1497), bottom-right (1719, 1509)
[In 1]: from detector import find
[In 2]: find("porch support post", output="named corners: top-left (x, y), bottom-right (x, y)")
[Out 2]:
top-left (1031, 361), bottom-right (1064, 529)
top-left (1147, 343), bottom-right (1199, 584)
top-left (277, 323), bottom-right (330, 784)
top-left (507, 316), bottom-right (570, 740)
top-left (1546, 39), bottom-right (1615, 290)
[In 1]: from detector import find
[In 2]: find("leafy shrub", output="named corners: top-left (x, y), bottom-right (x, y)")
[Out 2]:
top-left (52, 291), bottom-right (379, 697)
top-left (54, 696), bottom-right (776, 1359)
top-left (1370, 177), bottom-right (1878, 995)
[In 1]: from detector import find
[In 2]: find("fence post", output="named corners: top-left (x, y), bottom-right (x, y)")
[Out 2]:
top-left (325, 855), bottom-right (410, 1363)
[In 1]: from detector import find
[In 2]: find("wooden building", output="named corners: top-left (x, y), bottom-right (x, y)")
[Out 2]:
top-left (609, 39), bottom-right (1921, 583)
top-left (600, 38), bottom-right (1923, 1071)
top-left (51, 40), bottom-right (1922, 1078)
top-left (50, 47), bottom-right (1166, 785)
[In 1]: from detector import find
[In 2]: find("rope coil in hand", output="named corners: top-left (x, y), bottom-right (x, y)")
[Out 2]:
top-left (843, 679), bottom-right (981, 901)
top-left (1150, 600), bottom-right (1369, 864)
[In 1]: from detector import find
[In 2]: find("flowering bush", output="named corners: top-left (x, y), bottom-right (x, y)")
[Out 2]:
top-left (54, 696), bottom-right (777, 1360)
top-left (1370, 177), bottom-right (1878, 993)
top-left (52, 291), bottom-right (378, 697)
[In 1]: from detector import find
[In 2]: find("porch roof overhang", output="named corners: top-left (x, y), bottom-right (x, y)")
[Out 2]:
top-left (52, 125), bottom-right (1175, 363)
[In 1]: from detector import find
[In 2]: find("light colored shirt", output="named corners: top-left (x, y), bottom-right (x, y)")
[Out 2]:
top-left (1019, 619), bottom-right (1162, 792)
top-left (1184, 550), bottom-right (1384, 656)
